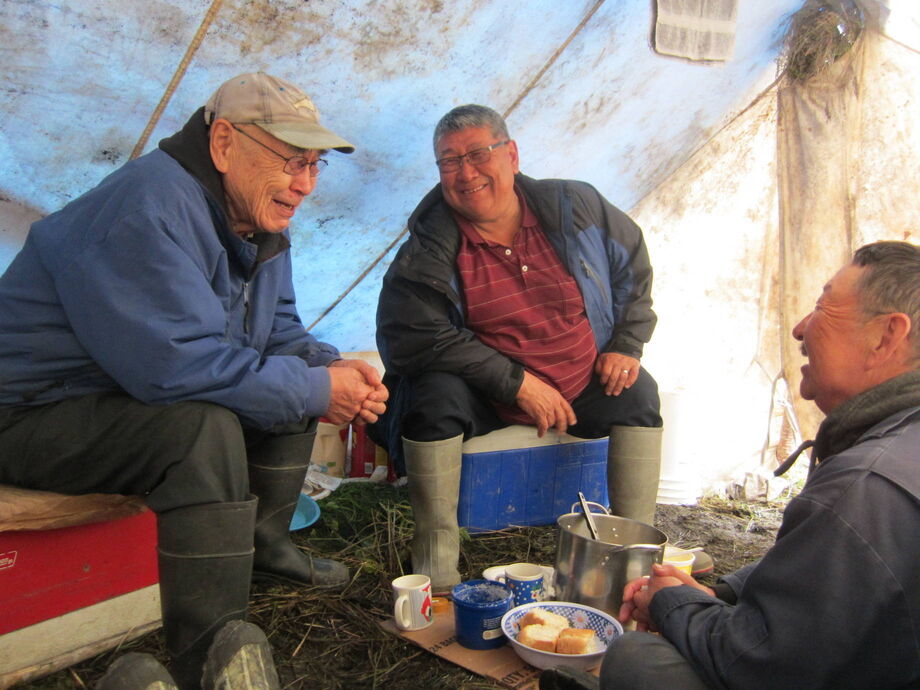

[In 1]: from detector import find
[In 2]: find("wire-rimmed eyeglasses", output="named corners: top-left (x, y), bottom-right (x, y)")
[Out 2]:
top-left (231, 124), bottom-right (327, 177)
top-left (435, 140), bottom-right (509, 173)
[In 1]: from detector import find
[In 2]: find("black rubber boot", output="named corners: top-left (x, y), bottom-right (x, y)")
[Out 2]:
top-left (539, 665), bottom-right (601, 690)
top-left (201, 620), bottom-right (280, 690)
top-left (247, 432), bottom-right (349, 588)
top-left (96, 653), bottom-right (177, 690)
top-left (157, 499), bottom-right (257, 690)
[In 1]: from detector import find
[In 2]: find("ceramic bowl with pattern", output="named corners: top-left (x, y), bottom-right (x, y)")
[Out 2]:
top-left (500, 601), bottom-right (622, 671)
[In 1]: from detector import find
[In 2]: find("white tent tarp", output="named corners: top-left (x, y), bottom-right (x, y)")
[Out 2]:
top-left (1, 0), bottom-right (918, 493)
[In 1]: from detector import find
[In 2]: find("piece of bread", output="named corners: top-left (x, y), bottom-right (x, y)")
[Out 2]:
top-left (517, 624), bottom-right (560, 653)
top-left (518, 608), bottom-right (570, 631)
top-left (556, 627), bottom-right (597, 655)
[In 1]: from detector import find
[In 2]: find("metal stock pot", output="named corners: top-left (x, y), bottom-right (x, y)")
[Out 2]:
top-left (554, 502), bottom-right (667, 615)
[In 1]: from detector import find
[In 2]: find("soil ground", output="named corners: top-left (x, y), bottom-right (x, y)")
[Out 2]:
top-left (24, 485), bottom-right (789, 689)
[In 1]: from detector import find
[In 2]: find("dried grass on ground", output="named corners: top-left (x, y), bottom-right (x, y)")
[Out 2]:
top-left (26, 483), bottom-right (789, 689)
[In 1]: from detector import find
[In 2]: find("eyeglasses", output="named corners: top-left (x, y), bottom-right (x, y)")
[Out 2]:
top-left (435, 140), bottom-right (509, 173)
top-left (231, 124), bottom-right (327, 177)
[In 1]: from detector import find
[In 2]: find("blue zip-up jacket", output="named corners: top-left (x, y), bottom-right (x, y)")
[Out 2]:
top-left (373, 173), bottom-right (655, 454)
top-left (0, 108), bottom-right (338, 429)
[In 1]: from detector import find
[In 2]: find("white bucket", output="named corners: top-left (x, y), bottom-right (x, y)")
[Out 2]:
top-left (657, 488), bottom-right (698, 506)
top-left (657, 392), bottom-right (701, 506)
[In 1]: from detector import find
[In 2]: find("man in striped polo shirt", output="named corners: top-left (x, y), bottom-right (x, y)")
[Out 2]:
top-left (375, 104), bottom-right (662, 593)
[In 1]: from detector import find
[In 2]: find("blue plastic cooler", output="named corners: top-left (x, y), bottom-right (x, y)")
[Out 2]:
top-left (457, 426), bottom-right (609, 532)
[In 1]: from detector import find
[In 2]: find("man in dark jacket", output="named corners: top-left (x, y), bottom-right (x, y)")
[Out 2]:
top-left (542, 240), bottom-right (920, 690)
top-left (375, 104), bottom-right (662, 593)
top-left (0, 72), bottom-right (387, 688)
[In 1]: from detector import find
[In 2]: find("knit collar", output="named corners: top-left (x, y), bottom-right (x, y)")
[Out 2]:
top-left (813, 369), bottom-right (920, 461)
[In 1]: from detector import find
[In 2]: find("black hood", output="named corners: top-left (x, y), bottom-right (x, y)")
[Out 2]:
top-left (158, 106), bottom-right (227, 216)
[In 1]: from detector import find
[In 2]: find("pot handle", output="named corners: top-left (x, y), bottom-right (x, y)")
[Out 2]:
top-left (623, 543), bottom-right (663, 553)
top-left (569, 500), bottom-right (611, 516)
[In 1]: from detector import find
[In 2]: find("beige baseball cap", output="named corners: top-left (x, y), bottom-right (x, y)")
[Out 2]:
top-left (204, 72), bottom-right (355, 153)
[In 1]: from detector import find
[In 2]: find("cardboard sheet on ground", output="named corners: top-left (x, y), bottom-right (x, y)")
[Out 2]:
top-left (380, 602), bottom-right (599, 690)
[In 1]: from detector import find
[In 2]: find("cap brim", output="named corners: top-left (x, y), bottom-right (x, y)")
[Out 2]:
top-left (258, 121), bottom-right (355, 154)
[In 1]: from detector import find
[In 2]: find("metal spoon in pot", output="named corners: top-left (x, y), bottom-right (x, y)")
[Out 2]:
top-left (578, 491), bottom-right (600, 540)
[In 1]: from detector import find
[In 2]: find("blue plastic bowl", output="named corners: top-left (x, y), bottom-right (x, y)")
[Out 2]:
top-left (289, 493), bottom-right (321, 531)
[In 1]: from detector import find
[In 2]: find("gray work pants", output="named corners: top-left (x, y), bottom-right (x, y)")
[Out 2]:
top-left (600, 632), bottom-right (711, 690)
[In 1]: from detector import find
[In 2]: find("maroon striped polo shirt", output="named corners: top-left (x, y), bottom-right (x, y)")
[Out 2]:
top-left (455, 194), bottom-right (597, 424)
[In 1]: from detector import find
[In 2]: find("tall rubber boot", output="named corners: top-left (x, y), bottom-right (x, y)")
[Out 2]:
top-left (247, 432), bottom-right (349, 588)
top-left (201, 620), bottom-right (281, 690)
top-left (157, 499), bottom-right (257, 690)
top-left (606, 425), bottom-right (663, 526)
top-left (539, 665), bottom-right (600, 690)
top-left (403, 434), bottom-right (463, 594)
top-left (96, 653), bottom-right (178, 690)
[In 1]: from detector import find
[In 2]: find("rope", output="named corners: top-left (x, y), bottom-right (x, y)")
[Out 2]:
top-left (880, 30), bottom-right (920, 57)
top-left (503, 0), bottom-right (607, 120)
top-left (305, 228), bottom-right (408, 332)
top-left (129, 0), bottom-right (225, 159)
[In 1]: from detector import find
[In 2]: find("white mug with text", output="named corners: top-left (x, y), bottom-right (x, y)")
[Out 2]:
top-left (392, 574), bottom-right (433, 631)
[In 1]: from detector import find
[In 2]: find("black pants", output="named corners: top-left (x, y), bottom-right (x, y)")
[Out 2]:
top-left (401, 369), bottom-right (662, 443)
top-left (0, 391), bottom-right (312, 513)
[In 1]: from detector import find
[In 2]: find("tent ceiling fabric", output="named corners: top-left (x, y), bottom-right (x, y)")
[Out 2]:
top-left (1, 0), bottom-right (918, 487)
top-left (2, 0), bottom-right (801, 351)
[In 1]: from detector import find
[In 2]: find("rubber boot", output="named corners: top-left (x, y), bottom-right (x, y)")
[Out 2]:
top-left (606, 425), bottom-right (663, 526)
top-left (157, 499), bottom-right (257, 690)
top-left (96, 653), bottom-right (177, 690)
top-left (248, 432), bottom-right (349, 588)
top-left (403, 434), bottom-right (463, 594)
top-left (201, 620), bottom-right (281, 690)
top-left (539, 665), bottom-right (600, 690)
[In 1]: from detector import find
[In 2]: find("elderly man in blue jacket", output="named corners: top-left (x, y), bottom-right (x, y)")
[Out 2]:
top-left (542, 240), bottom-right (920, 690)
top-left (0, 72), bottom-right (386, 688)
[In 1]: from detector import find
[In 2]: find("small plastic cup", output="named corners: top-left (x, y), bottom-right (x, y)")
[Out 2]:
top-left (663, 546), bottom-right (695, 575)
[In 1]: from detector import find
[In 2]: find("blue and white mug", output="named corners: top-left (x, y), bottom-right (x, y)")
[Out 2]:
top-left (499, 562), bottom-right (545, 607)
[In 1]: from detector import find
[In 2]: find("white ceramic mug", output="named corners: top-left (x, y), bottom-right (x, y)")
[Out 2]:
top-left (392, 574), bottom-right (433, 631)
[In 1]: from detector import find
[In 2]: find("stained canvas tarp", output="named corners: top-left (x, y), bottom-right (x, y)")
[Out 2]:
top-left (779, 3), bottom-right (920, 440)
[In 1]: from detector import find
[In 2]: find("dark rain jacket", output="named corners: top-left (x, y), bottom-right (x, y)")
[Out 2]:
top-left (373, 173), bottom-right (656, 456)
top-left (651, 371), bottom-right (920, 689)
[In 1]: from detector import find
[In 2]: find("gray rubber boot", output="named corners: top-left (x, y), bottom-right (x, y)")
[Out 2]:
top-left (248, 432), bottom-right (349, 588)
top-left (403, 434), bottom-right (463, 593)
top-left (96, 653), bottom-right (177, 690)
top-left (157, 499), bottom-right (257, 690)
top-left (606, 425), bottom-right (663, 526)
top-left (201, 620), bottom-right (281, 690)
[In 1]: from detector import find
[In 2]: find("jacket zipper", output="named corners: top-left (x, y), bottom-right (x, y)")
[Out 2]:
top-left (242, 281), bottom-right (251, 334)
top-left (580, 259), bottom-right (610, 307)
